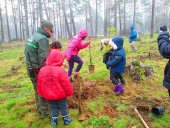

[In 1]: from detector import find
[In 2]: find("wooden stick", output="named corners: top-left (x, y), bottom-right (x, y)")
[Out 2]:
top-left (134, 108), bottom-right (150, 128)
top-left (76, 73), bottom-right (82, 114)
top-left (88, 37), bottom-right (92, 65)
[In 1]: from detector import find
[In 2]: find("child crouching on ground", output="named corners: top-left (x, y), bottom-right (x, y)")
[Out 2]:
top-left (101, 36), bottom-right (126, 95)
top-left (37, 41), bottom-right (74, 126)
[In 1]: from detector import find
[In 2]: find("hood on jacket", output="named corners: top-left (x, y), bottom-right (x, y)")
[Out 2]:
top-left (111, 36), bottom-right (124, 50)
top-left (78, 29), bottom-right (88, 38)
top-left (46, 49), bottom-right (64, 66)
top-left (130, 25), bottom-right (135, 31)
top-left (37, 27), bottom-right (51, 38)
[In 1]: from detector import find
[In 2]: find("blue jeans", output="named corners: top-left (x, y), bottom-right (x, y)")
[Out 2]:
top-left (110, 72), bottom-right (125, 85)
top-left (48, 99), bottom-right (68, 118)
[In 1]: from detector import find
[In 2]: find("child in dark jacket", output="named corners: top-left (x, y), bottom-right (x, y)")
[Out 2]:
top-left (104, 36), bottom-right (126, 95)
top-left (37, 41), bottom-right (74, 126)
top-left (157, 25), bottom-right (170, 96)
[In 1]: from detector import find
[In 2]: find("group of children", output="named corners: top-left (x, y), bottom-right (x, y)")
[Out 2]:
top-left (37, 27), bottom-right (138, 126)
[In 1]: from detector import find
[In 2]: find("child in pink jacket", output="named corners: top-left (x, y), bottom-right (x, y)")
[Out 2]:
top-left (65, 29), bottom-right (90, 81)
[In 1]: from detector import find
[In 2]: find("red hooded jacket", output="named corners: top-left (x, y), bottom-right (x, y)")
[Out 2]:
top-left (37, 49), bottom-right (74, 100)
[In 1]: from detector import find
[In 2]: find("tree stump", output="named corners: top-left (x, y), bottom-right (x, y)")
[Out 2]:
top-left (126, 61), bottom-right (154, 81)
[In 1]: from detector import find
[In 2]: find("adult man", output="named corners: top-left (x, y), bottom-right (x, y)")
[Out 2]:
top-left (157, 25), bottom-right (170, 96)
top-left (25, 20), bottom-right (53, 117)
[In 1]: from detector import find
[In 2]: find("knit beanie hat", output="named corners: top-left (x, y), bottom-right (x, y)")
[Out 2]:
top-left (41, 20), bottom-right (54, 32)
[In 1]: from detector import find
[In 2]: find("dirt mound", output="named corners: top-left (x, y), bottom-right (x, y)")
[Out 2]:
top-left (100, 106), bottom-right (118, 118)
top-left (81, 81), bottom-right (102, 99)
top-left (131, 55), bottom-right (146, 63)
top-left (147, 52), bottom-right (163, 60)
top-left (68, 80), bottom-right (104, 108)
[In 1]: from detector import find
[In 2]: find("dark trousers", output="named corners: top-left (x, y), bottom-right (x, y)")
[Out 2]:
top-left (68, 55), bottom-right (83, 77)
top-left (110, 72), bottom-right (125, 85)
top-left (27, 67), bottom-right (49, 117)
top-left (48, 99), bottom-right (68, 118)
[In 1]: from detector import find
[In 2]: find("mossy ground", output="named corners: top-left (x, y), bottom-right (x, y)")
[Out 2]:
top-left (0, 34), bottom-right (170, 128)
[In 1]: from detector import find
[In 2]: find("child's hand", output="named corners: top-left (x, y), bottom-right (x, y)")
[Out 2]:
top-left (86, 41), bottom-right (90, 44)
top-left (106, 66), bottom-right (111, 70)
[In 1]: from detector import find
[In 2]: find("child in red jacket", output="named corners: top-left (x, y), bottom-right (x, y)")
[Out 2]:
top-left (37, 41), bottom-right (74, 126)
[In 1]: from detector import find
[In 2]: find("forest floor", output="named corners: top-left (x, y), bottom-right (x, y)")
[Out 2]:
top-left (0, 34), bottom-right (170, 128)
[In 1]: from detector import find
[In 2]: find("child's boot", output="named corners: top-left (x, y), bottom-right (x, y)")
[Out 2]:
top-left (69, 77), bottom-right (75, 82)
top-left (113, 85), bottom-right (118, 92)
top-left (120, 78), bottom-right (126, 85)
top-left (50, 117), bottom-right (58, 126)
top-left (73, 72), bottom-right (79, 79)
top-left (115, 83), bottom-right (124, 95)
top-left (63, 116), bottom-right (72, 125)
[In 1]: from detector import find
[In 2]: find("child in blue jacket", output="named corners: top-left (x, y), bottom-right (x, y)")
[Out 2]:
top-left (104, 36), bottom-right (126, 95)
top-left (129, 25), bottom-right (138, 51)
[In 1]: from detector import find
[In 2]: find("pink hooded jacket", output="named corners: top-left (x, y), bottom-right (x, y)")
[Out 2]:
top-left (65, 29), bottom-right (90, 61)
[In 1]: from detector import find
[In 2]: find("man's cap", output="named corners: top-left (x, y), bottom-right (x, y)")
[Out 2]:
top-left (41, 20), bottom-right (54, 32)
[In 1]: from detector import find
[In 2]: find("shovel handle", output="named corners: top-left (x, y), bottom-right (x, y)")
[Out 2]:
top-left (134, 108), bottom-right (150, 128)
top-left (76, 73), bottom-right (82, 114)
top-left (88, 37), bottom-right (92, 65)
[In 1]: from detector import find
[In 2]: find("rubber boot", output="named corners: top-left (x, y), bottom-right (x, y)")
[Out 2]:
top-left (73, 72), bottom-right (79, 79)
top-left (120, 78), bottom-right (126, 85)
top-left (63, 116), bottom-right (72, 125)
top-left (113, 85), bottom-right (118, 92)
top-left (115, 83), bottom-right (124, 95)
top-left (69, 77), bottom-right (75, 82)
top-left (50, 117), bottom-right (58, 127)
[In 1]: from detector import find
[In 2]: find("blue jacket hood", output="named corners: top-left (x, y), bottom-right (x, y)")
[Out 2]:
top-left (111, 36), bottom-right (124, 50)
top-left (130, 25), bottom-right (135, 31)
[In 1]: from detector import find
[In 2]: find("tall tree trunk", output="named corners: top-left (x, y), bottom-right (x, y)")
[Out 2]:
top-left (11, 0), bottom-right (18, 39)
top-left (18, 0), bottom-right (22, 40)
top-left (85, 8), bottom-right (87, 29)
top-left (0, 8), bottom-right (4, 42)
top-left (38, 0), bottom-right (43, 22)
top-left (95, 0), bottom-right (98, 37)
top-left (69, 0), bottom-right (76, 36)
top-left (59, 2), bottom-right (62, 38)
top-left (5, 0), bottom-right (11, 42)
top-left (88, 0), bottom-right (93, 36)
top-left (43, 0), bottom-right (50, 20)
top-left (133, 0), bottom-right (136, 26)
top-left (35, 0), bottom-right (38, 29)
top-left (123, 0), bottom-right (126, 35)
top-left (104, 0), bottom-right (107, 36)
top-left (53, 2), bottom-right (56, 33)
top-left (118, 1), bottom-right (122, 35)
top-left (150, 0), bottom-right (155, 38)
top-left (114, 0), bottom-right (117, 29)
top-left (32, 0), bottom-right (36, 33)
top-left (23, 0), bottom-right (29, 39)
top-left (61, 0), bottom-right (71, 38)
top-left (56, 2), bottom-right (60, 38)
top-left (21, 1), bottom-right (25, 40)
